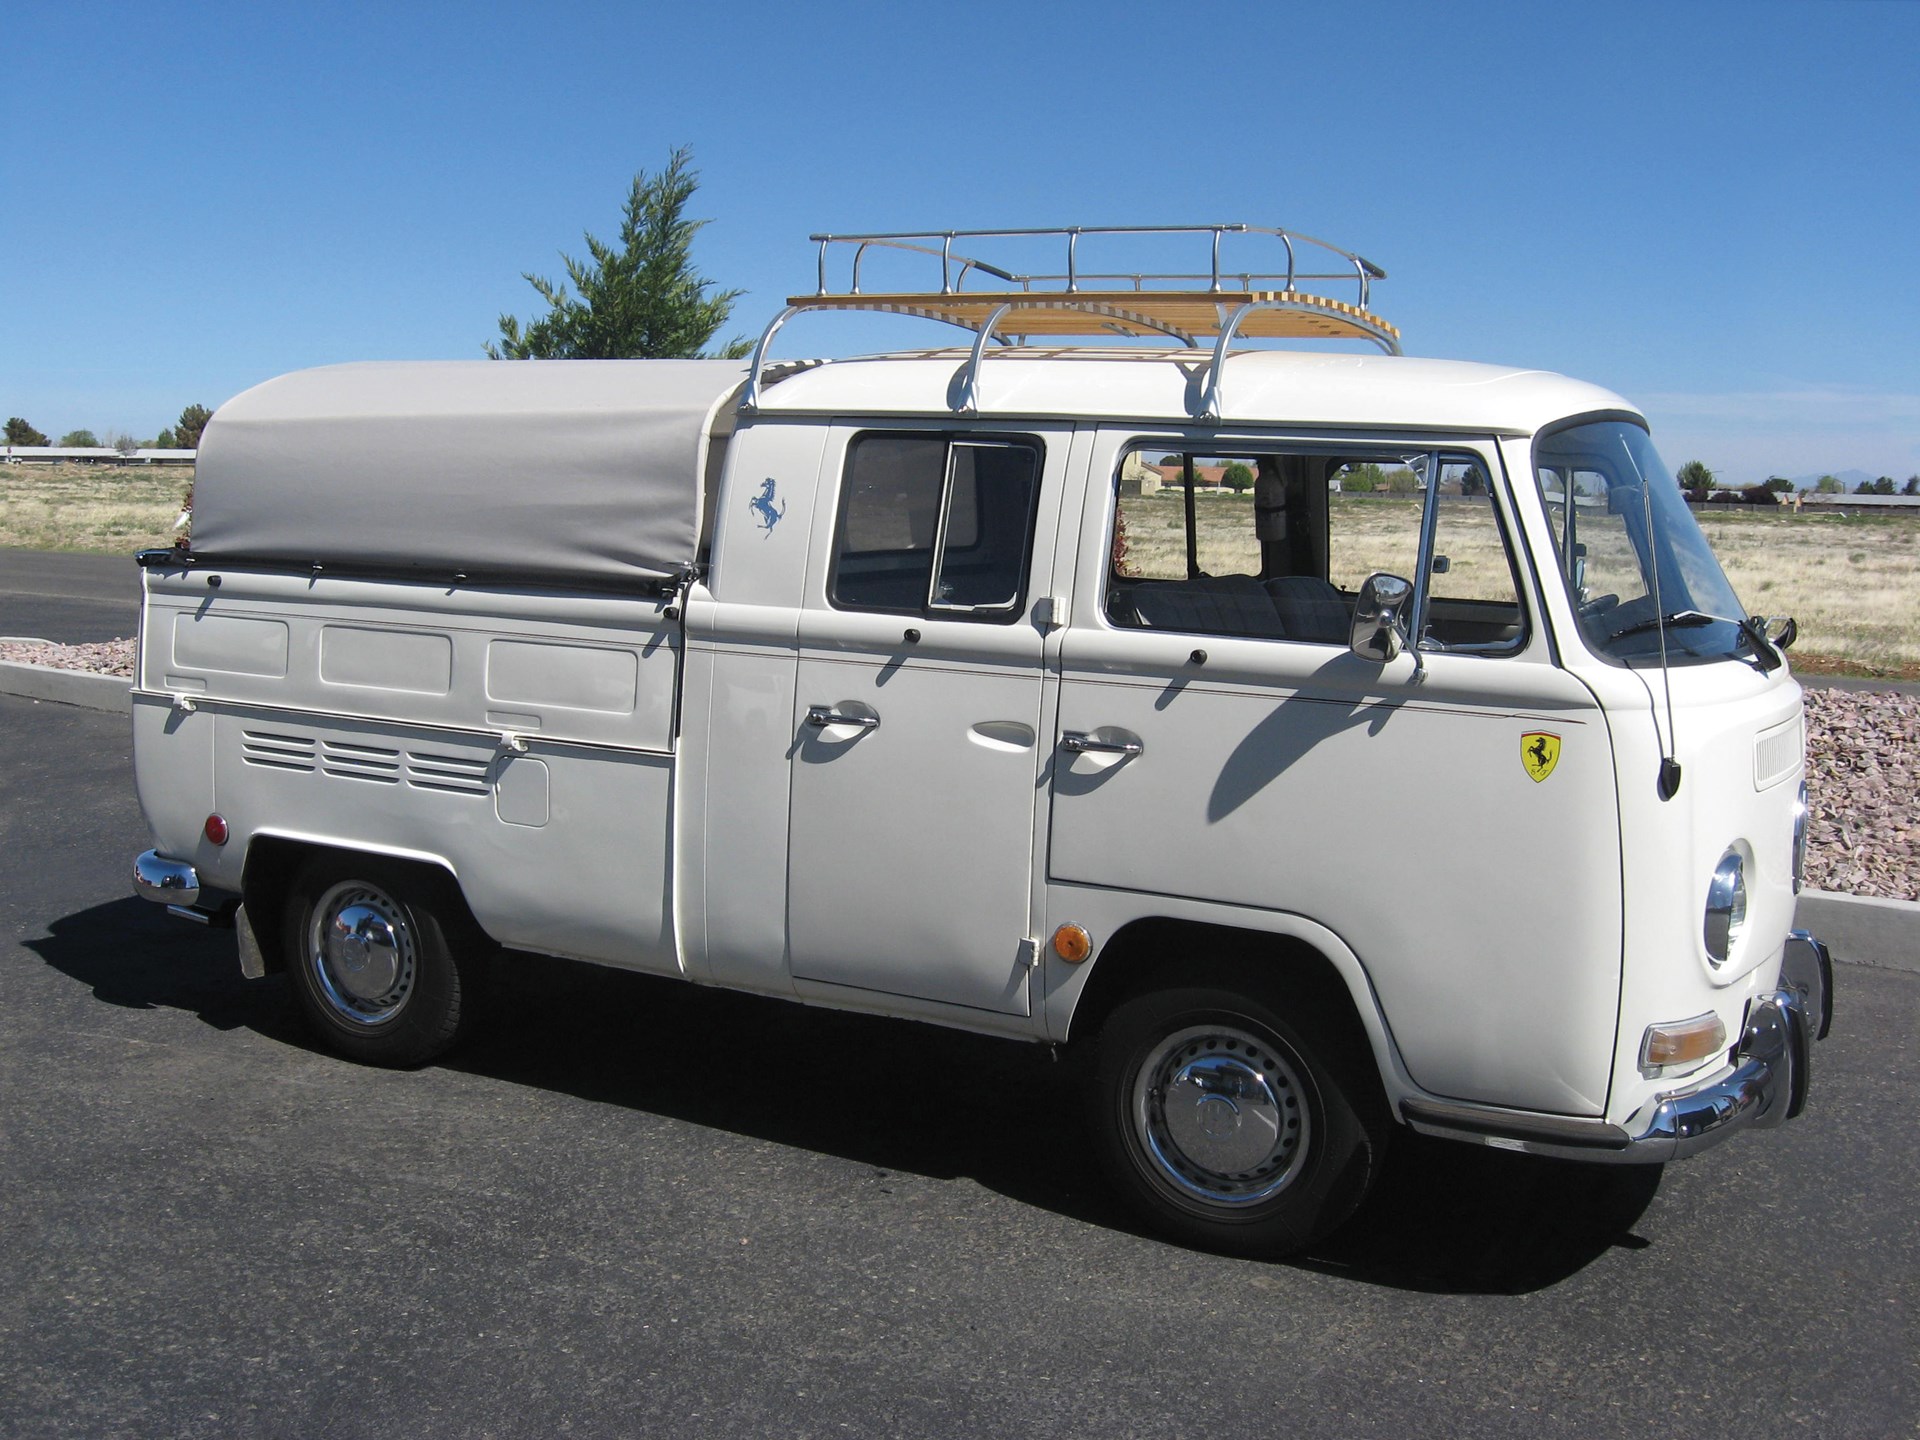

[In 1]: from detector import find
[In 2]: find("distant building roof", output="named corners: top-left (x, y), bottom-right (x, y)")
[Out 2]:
top-left (1, 446), bottom-right (195, 462)
top-left (1798, 493), bottom-right (1920, 509)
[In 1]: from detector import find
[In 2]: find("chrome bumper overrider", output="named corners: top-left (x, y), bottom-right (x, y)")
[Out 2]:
top-left (134, 850), bottom-right (200, 907)
top-left (132, 850), bottom-right (238, 928)
top-left (1403, 932), bottom-right (1833, 1164)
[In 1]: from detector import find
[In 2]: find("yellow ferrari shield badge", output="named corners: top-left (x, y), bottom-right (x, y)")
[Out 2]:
top-left (1521, 732), bottom-right (1561, 783)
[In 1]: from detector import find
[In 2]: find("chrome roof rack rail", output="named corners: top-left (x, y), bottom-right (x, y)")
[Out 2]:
top-left (740, 224), bottom-right (1399, 417)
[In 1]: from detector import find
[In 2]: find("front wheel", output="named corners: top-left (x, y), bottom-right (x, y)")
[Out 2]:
top-left (1090, 985), bottom-right (1386, 1256)
top-left (283, 855), bottom-right (477, 1068)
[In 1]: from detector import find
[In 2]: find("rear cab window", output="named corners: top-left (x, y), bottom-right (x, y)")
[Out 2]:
top-left (829, 432), bottom-right (1043, 621)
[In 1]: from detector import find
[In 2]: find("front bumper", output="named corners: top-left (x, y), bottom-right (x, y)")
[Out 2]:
top-left (1403, 930), bottom-right (1833, 1163)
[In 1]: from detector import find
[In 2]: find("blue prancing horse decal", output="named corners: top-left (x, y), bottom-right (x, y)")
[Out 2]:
top-left (750, 478), bottom-right (786, 534)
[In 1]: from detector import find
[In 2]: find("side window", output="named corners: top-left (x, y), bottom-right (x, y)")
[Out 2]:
top-left (1108, 445), bottom-right (1525, 653)
top-left (829, 434), bottom-right (1041, 619)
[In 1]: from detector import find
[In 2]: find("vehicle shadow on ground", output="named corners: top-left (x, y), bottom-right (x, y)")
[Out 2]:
top-left (34, 900), bottom-right (1657, 1295)
top-left (25, 896), bottom-right (303, 1042)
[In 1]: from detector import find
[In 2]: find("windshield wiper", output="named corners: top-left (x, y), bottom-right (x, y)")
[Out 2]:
top-left (1607, 609), bottom-right (1783, 671)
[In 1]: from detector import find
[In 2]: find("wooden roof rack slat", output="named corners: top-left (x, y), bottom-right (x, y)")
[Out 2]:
top-left (740, 225), bottom-right (1401, 416)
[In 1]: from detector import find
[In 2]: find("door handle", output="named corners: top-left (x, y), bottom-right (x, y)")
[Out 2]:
top-left (1062, 731), bottom-right (1142, 756)
top-left (807, 705), bottom-right (880, 731)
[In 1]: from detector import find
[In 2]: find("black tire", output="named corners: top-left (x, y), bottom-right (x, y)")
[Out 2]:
top-left (1090, 983), bottom-right (1387, 1257)
top-left (282, 854), bottom-right (477, 1068)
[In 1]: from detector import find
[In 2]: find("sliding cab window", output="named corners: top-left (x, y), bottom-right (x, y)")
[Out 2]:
top-left (828, 433), bottom-right (1042, 621)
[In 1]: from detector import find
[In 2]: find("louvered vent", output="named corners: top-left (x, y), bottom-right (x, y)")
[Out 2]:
top-left (1754, 717), bottom-right (1802, 790)
top-left (406, 750), bottom-right (491, 797)
top-left (242, 730), bottom-right (317, 772)
top-left (322, 739), bottom-right (401, 784)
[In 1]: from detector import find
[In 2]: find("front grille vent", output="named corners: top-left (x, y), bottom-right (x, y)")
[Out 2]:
top-left (406, 751), bottom-right (491, 796)
top-left (242, 730), bottom-right (317, 772)
top-left (322, 739), bottom-right (401, 784)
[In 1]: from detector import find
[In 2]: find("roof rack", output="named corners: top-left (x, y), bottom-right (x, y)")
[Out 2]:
top-left (741, 225), bottom-right (1401, 419)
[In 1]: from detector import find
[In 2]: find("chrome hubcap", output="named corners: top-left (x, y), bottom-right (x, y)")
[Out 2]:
top-left (1133, 1024), bottom-right (1310, 1207)
top-left (308, 881), bottom-right (416, 1028)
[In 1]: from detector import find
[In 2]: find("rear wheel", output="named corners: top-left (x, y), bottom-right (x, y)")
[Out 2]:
top-left (1091, 984), bottom-right (1385, 1256)
top-left (283, 855), bottom-right (476, 1068)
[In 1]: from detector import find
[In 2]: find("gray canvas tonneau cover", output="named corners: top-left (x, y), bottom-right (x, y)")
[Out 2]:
top-left (190, 359), bottom-right (748, 588)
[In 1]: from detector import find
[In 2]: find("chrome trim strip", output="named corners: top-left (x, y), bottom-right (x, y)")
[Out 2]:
top-left (1399, 1098), bottom-right (1630, 1150)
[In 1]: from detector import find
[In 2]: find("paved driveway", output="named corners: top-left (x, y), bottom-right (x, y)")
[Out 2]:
top-left (2, 692), bottom-right (1915, 1437)
top-left (0, 548), bottom-right (141, 642)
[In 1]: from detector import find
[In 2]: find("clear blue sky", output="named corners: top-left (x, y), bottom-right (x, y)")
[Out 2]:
top-left (4, 0), bottom-right (1916, 484)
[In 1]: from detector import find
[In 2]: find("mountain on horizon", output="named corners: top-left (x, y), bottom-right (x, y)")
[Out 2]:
top-left (1788, 468), bottom-right (1881, 491)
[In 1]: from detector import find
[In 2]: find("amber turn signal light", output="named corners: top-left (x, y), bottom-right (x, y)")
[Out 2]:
top-left (1052, 924), bottom-right (1092, 964)
top-left (1639, 1012), bottom-right (1727, 1075)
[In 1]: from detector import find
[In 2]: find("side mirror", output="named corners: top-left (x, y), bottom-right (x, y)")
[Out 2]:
top-left (1350, 573), bottom-right (1414, 662)
top-left (1760, 615), bottom-right (1797, 651)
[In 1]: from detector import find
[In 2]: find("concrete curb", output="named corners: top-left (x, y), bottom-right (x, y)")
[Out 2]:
top-left (0, 658), bottom-right (132, 714)
top-left (0, 657), bottom-right (1914, 972)
top-left (1793, 891), bottom-right (1920, 975)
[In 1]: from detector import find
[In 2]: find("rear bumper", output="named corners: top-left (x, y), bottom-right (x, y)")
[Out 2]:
top-left (1404, 931), bottom-right (1832, 1164)
top-left (132, 850), bottom-right (237, 929)
top-left (133, 850), bottom-right (200, 906)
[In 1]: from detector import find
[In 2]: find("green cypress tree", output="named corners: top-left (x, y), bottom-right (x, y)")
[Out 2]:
top-left (489, 147), bottom-right (746, 361)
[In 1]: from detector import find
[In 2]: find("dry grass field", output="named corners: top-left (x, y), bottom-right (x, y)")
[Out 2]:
top-left (1693, 508), bottom-right (1920, 673)
top-left (0, 462), bottom-right (191, 553)
top-left (4, 462), bottom-right (1914, 671)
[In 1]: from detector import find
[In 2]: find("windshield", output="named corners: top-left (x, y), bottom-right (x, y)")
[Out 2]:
top-left (1534, 419), bottom-right (1753, 665)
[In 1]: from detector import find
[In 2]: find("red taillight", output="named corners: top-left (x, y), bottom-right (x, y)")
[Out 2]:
top-left (204, 814), bottom-right (229, 846)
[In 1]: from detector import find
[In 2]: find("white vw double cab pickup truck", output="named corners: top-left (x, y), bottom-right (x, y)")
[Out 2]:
top-left (132, 226), bottom-right (1831, 1256)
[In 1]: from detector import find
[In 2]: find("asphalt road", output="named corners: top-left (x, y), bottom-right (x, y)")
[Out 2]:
top-left (2, 690), bottom-right (1917, 1438)
top-left (0, 548), bottom-right (142, 644)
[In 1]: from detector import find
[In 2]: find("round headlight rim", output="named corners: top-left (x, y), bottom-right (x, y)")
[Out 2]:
top-left (1703, 846), bottom-right (1749, 968)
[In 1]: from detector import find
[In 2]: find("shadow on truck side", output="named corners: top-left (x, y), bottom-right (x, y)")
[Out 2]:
top-left (31, 898), bottom-right (1658, 1295)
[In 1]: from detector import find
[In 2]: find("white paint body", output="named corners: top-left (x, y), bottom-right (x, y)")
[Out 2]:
top-left (132, 349), bottom-right (1805, 1136)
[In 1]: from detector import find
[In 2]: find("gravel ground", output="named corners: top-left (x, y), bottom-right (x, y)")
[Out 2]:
top-left (1801, 687), bottom-right (1918, 900)
top-left (0, 636), bottom-right (135, 676)
top-left (5, 637), bottom-right (1913, 900)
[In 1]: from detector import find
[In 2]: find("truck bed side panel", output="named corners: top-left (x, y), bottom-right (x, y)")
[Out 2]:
top-left (135, 566), bottom-right (682, 974)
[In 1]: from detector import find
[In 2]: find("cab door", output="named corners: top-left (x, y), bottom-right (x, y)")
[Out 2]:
top-left (1049, 432), bottom-right (1622, 1116)
top-left (785, 425), bottom-right (1067, 1016)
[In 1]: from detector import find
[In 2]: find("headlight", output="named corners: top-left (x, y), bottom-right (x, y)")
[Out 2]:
top-left (1792, 781), bottom-right (1809, 895)
top-left (1704, 848), bottom-right (1748, 967)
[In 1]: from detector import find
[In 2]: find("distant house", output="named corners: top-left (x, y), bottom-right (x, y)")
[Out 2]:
top-left (1117, 452), bottom-right (1163, 497)
top-left (1149, 462), bottom-right (1233, 489)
